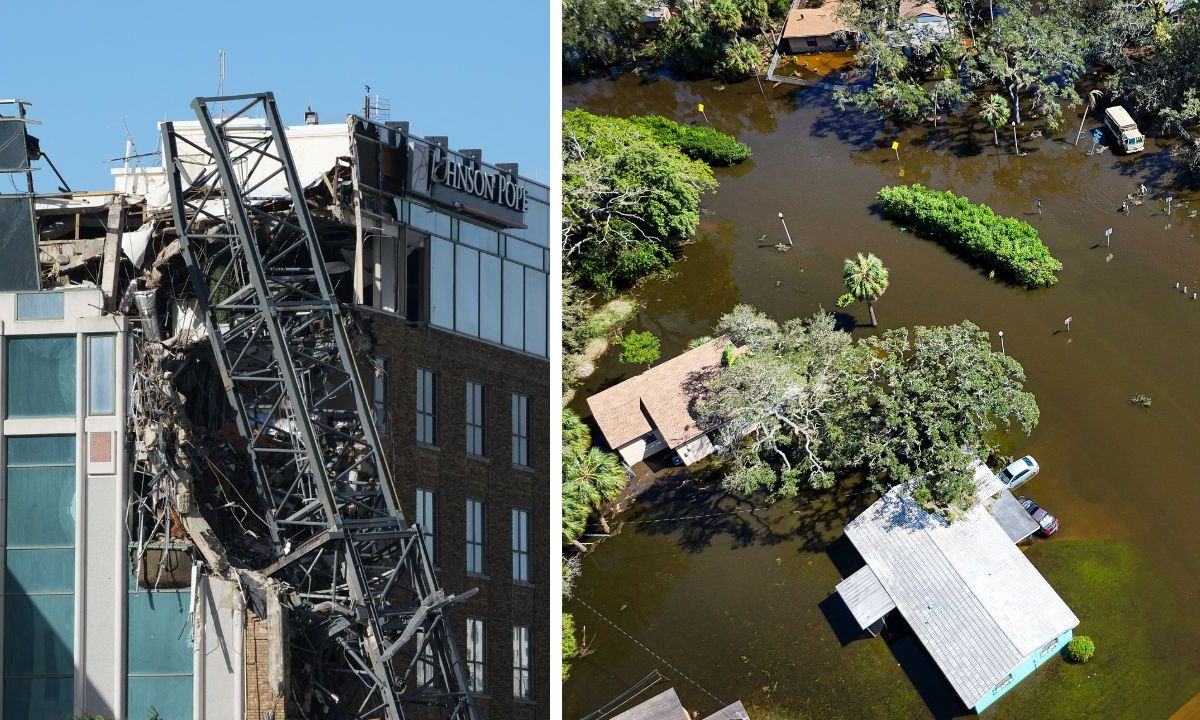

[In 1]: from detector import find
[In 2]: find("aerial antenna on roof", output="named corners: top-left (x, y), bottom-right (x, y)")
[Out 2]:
top-left (218, 51), bottom-right (226, 117)
top-left (363, 84), bottom-right (371, 119)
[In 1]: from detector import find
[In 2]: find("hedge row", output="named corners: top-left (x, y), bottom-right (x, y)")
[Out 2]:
top-left (628, 115), bottom-right (751, 166)
top-left (877, 184), bottom-right (1062, 288)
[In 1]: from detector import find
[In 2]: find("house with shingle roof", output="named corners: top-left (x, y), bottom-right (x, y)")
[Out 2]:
top-left (587, 336), bottom-right (738, 467)
top-left (836, 461), bottom-right (1078, 713)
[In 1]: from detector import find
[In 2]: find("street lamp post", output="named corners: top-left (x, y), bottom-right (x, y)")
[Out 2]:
top-left (778, 212), bottom-right (794, 247)
top-left (998, 330), bottom-right (1005, 355)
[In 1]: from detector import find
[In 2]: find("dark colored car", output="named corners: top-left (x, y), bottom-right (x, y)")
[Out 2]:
top-left (1017, 496), bottom-right (1060, 537)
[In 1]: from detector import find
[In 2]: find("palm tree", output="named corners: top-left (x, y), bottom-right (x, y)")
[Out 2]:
top-left (563, 446), bottom-right (627, 535)
top-left (1074, 89), bottom-right (1103, 147)
top-left (841, 252), bottom-right (890, 327)
top-left (979, 94), bottom-right (1011, 147)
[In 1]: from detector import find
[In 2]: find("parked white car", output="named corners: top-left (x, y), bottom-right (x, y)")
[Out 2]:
top-left (998, 455), bottom-right (1040, 490)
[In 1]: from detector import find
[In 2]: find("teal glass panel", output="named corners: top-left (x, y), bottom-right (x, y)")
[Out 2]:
top-left (3, 676), bottom-right (73, 719)
top-left (7, 336), bottom-right (76, 418)
top-left (7, 435), bottom-right (75, 467)
top-left (87, 335), bottom-right (116, 415)
top-left (127, 674), bottom-right (192, 720)
top-left (3, 593), bottom-right (74, 676)
top-left (5, 548), bottom-right (73, 593)
top-left (127, 589), bottom-right (192, 674)
top-left (15, 293), bottom-right (64, 321)
top-left (6, 466), bottom-right (75, 548)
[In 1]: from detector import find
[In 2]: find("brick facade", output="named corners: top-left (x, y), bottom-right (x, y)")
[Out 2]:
top-left (245, 610), bottom-right (287, 720)
top-left (362, 311), bottom-right (550, 720)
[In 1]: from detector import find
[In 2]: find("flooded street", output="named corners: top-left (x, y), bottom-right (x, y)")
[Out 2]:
top-left (564, 75), bottom-right (1200, 719)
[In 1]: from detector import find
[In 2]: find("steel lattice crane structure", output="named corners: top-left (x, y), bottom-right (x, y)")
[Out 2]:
top-left (160, 92), bottom-right (479, 720)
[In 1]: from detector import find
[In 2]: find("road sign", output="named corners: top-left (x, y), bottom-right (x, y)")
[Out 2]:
top-left (1105, 228), bottom-right (1112, 237)
top-left (891, 141), bottom-right (900, 150)
top-left (1065, 316), bottom-right (1073, 323)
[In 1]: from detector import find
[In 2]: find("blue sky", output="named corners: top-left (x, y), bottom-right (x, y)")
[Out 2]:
top-left (1, 1), bottom-right (550, 191)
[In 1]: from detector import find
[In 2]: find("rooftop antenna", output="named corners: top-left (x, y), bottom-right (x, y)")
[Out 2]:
top-left (218, 50), bottom-right (226, 117)
top-left (363, 84), bottom-right (371, 119)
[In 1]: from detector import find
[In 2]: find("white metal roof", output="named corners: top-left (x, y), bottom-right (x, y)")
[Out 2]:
top-left (844, 462), bottom-right (1079, 708)
top-left (837, 564), bottom-right (897, 629)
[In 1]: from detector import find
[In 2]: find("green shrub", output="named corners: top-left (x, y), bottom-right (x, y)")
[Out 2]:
top-left (628, 115), bottom-right (751, 165)
top-left (563, 613), bottom-right (579, 681)
top-left (721, 343), bottom-right (737, 367)
top-left (767, 0), bottom-right (791, 18)
top-left (876, 184), bottom-right (1062, 288)
top-left (618, 330), bottom-right (662, 367)
top-left (1065, 635), bottom-right (1095, 663)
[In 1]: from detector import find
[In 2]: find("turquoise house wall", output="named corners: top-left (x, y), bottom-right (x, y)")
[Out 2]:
top-left (973, 628), bottom-right (1075, 713)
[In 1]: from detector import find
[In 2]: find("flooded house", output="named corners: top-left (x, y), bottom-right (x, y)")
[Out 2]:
top-left (611, 687), bottom-right (749, 720)
top-left (781, 0), bottom-right (855, 53)
top-left (587, 336), bottom-right (736, 468)
top-left (835, 462), bottom-right (1079, 713)
top-left (897, 0), bottom-right (952, 44)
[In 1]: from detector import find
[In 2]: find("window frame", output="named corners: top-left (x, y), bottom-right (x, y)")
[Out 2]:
top-left (512, 625), bottom-right (531, 700)
top-left (512, 508), bottom-right (530, 584)
top-left (511, 393), bottom-right (530, 468)
top-left (466, 499), bottom-right (485, 576)
top-left (465, 381), bottom-right (486, 457)
top-left (466, 617), bottom-right (486, 693)
top-left (416, 487), bottom-right (436, 564)
top-left (416, 368), bottom-right (437, 446)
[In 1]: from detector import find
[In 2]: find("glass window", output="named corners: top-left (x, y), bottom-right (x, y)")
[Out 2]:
top-left (16, 292), bottom-right (63, 320)
top-left (409, 202), bottom-right (452, 238)
top-left (430, 237), bottom-right (454, 330)
top-left (522, 198), bottom-right (550, 250)
top-left (465, 381), bottom-right (485, 457)
top-left (511, 394), bottom-right (529, 468)
top-left (512, 508), bottom-right (530, 583)
top-left (513, 625), bottom-right (531, 700)
top-left (416, 369), bottom-right (436, 446)
top-left (88, 335), bottom-right (116, 416)
top-left (466, 618), bottom-right (485, 693)
top-left (459, 221), bottom-right (500, 254)
top-left (5, 436), bottom-right (75, 720)
top-left (127, 582), bottom-right (193, 720)
top-left (524, 268), bottom-right (548, 357)
top-left (506, 236), bottom-right (544, 268)
top-left (479, 254), bottom-right (502, 344)
top-left (502, 261), bottom-right (524, 351)
top-left (455, 245), bottom-right (480, 337)
top-left (371, 356), bottom-right (388, 435)
top-left (466, 499), bottom-right (485, 575)
top-left (7, 336), bottom-right (75, 418)
top-left (416, 488), bottom-right (436, 563)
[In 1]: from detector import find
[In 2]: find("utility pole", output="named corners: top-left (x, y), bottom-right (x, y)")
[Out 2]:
top-left (998, 330), bottom-right (1005, 355)
top-left (1106, 227), bottom-right (1112, 247)
top-left (1012, 122), bottom-right (1020, 155)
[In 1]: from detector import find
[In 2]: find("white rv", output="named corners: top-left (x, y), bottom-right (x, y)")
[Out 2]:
top-left (1104, 105), bottom-right (1145, 154)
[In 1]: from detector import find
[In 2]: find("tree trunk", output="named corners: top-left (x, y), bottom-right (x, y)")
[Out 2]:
top-left (598, 513), bottom-right (611, 534)
top-left (1075, 105), bottom-right (1089, 147)
top-left (989, 0), bottom-right (994, 21)
top-left (868, 300), bottom-right (878, 327)
top-left (993, 127), bottom-right (999, 146)
top-left (571, 538), bottom-right (589, 554)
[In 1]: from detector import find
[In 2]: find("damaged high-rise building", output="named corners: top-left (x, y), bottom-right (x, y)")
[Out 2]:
top-left (0, 93), bottom-right (548, 720)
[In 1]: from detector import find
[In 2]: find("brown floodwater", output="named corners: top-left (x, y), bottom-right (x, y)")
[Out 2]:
top-left (564, 74), bottom-right (1200, 720)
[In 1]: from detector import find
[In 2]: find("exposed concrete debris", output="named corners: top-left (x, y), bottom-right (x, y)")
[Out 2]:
top-left (6, 94), bottom-right (479, 719)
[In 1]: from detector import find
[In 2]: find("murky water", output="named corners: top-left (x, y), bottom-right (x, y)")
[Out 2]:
top-left (564, 75), bottom-right (1200, 719)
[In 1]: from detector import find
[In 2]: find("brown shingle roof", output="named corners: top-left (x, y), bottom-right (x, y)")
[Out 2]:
top-left (783, 0), bottom-right (850, 39)
top-left (587, 336), bottom-right (732, 450)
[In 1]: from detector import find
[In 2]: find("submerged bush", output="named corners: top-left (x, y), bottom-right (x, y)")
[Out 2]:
top-left (876, 184), bottom-right (1063, 288)
top-left (628, 115), bottom-right (751, 165)
top-left (1065, 635), bottom-right (1096, 663)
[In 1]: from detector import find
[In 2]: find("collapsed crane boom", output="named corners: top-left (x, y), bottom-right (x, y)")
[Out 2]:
top-left (161, 92), bottom-right (478, 720)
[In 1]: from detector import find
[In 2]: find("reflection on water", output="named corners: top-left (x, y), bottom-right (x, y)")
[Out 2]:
top-left (564, 75), bottom-right (1200, 719)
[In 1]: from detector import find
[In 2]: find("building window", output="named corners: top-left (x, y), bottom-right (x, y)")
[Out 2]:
top-left (415, 630), bottom-right (435, 687)
top-left (416, 488), bottom-right (436, 563)
top-left (806, 38), bottom-right (819, 47)
top-left (993, 673), bottom-right (1014, 693)
top-left (88, 335), bottom-right (116, 416)
top-left (465, 381), bottom-right (485, 457)
top-left (4, 436), bottom-right (75, 718)
top-left (512, 508), bottom-right (530, 583)
top-left (466, 499), bottom-right (485, 575)
top-left (466, 618), bottom-right (486, 693)
top-left (416, 368), bottom-right (436, 445)
top-left (7, 336), bottom-right (75, 418)
top-left (371, 356), bottom-right (388, 434)
top-left (127, 580), bottom-right (193, 720)
top-left (15, 292), bottom-right (63, 320)
top-left (511, 393), bottom-right (529, 467)
top-left (1039, 638), bottom-right (1060, 657)
top-left (512, 625), bottom-right (531, 700)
